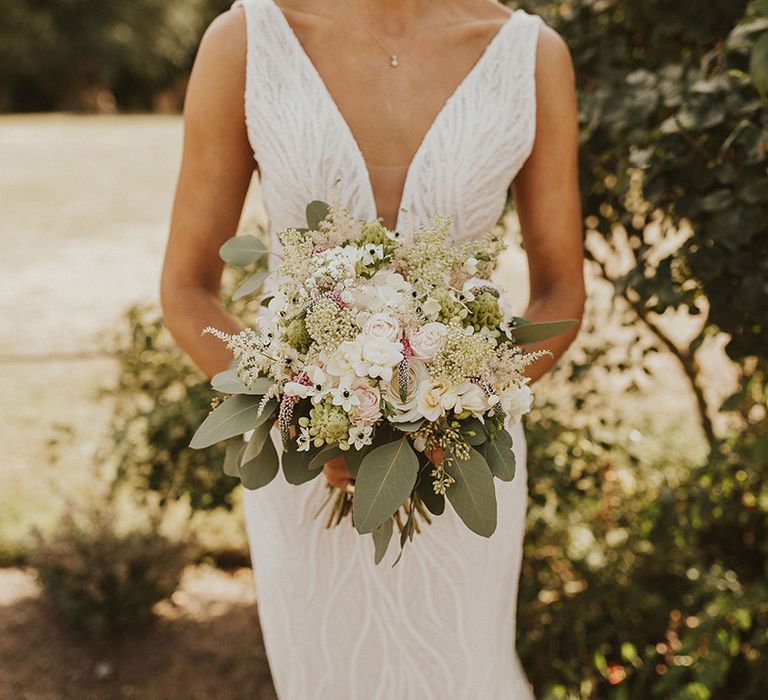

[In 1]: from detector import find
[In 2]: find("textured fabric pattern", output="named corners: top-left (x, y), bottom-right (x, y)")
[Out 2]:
top-left (230, 1), bottom-right (543, 697)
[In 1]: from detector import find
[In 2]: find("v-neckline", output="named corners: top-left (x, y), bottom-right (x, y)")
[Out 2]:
top-left (265, 0), bottom-right (519, 233)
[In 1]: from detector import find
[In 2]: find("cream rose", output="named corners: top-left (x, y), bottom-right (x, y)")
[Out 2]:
top-left (384, 358), bottom-right (428, 423)
top-left (417, 380), bottom-right (451, 422)
top-left (363, 312), bottom-right (402, 342)
top-left (408, 322), bottom-right (447, 361)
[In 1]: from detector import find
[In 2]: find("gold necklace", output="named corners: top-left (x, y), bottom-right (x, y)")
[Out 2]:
top-left (341, 0), bottom-right (434, 67)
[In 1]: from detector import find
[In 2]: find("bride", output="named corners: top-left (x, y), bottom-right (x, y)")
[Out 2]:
top-left (160, 0), bottom-right (584, 697)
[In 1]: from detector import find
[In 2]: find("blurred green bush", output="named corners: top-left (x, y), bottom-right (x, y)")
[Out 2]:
top-left (30, 498), bottom-right (188, 639)
top-left (514, 1), bottom-right (768, 696)
top-left (0, 0), bottom-right (231, 111)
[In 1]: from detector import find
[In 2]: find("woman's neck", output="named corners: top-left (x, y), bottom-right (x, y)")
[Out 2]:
top-left (342, 0), bottom-right (438, 35)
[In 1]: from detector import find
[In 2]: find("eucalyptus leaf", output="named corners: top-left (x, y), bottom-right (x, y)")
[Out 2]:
top-left (444, 447), bottom-right (497, 537)
top-left (190, 396), bottom-right (276, 449)
top-left (219, 234), bottom-right (267, 266)
top-left (239, 431), bottom-right (279, 489)
top-left (460, 417), bottom-right (486, 446)
top-left (400, 513), bottom-right (412, 548)
top-left (211, 370), bottom-right (274, 396)
top-left (483, 429), bottom-right (516, 482)
top-left (306, 200), bottom-right (330, 230)
top-left (372, 517), bottom-right (393, 565)
top-left (241, 418), bottom-right (273, 465)
top-left (353, 438), bottom-right (419, 534)
top-left (223, 440), bottom-right (246, 477)
top-left (282, 443), bottom-right (323, 485)
top-left (395, 420), bottom-right (425, 433)
top-left (415, 474), bottom-right (445, 516)
top-left (232, 271), bottom-right (269, 301)
top-left (343, 444), bottom-right (372, 479)
top-left (508, 319), bottom-right (579, 344)
top-left (308, 445), bottom-right (342, 471)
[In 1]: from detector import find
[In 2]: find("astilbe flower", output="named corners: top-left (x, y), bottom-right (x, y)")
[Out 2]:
top-left (313, 180), bottom-right (361, 248)
top-left (490, 343), bottom-right (553, 385)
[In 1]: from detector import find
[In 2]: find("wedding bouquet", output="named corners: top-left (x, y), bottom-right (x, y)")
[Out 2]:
top-left (190, 193), bottom-right (576, 564)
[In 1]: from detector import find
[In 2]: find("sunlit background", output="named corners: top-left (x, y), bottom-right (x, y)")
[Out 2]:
top-left (1, 1), bottom-right (766, 698)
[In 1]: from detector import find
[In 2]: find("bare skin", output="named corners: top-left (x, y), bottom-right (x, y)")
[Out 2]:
top-left (160, 0), bottom-right (585, 492)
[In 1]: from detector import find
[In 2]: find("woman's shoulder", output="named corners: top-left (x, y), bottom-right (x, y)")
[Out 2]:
top-left (513, 8), bottom-right (574, 88)
top-left (199, 4), bottom-right (248, 59)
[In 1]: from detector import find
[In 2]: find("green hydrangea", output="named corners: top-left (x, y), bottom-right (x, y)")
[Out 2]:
top-left (466, 291), bottom-right (503, 332)
top-left (282, 317), bottom-right (311, 354)
top-left (358, 220), bottom-right (390, 246)
top-left (431, 288), bottom-right (466, 323)
top-left (307, 398), bottom-right (351, 447)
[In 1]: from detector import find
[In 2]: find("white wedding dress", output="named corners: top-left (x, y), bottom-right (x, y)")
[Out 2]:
top-left (232, 1), bottom-right (544, 697)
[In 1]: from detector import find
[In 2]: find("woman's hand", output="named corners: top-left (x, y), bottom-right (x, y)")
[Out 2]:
top-left (323, 447), bottom-right (442, 491)
top-left (324, 455), bottom-right (354, 491)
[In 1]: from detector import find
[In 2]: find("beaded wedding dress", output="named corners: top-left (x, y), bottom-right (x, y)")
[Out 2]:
top-left (232, 1), bottom-right (544, 697)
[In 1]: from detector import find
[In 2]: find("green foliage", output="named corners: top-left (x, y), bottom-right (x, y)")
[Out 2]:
top-left (522, 0), bottom-right (767, 365)
top-left (102, 303), bottom-right (240, 511)
top-left (30, 500), bottom-right (188, 639)
top-left (353, 438), bottom-right (419, 535)
top-left (509, 3), bottom-right (768, 695)
top-left (518, 366), bottom-right (768, 699)
top-left (443, 446), bottom-right (498, 537)
top-left (0, 0), bottom-right (232, 110)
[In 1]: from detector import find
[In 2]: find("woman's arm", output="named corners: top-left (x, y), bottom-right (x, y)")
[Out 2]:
top-left (511, 23), bottom-right (586, 385)
top-left (160, 6), bottom-right (255, 380)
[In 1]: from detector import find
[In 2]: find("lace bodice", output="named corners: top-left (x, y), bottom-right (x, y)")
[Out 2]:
top-left (234, 0), bottom-right (542, 249)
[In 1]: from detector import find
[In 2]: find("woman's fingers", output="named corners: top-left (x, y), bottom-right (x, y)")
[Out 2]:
top-left (323, 454), bottom-right (354, 491)
top-left (425, 446), bottom-right (443, 467)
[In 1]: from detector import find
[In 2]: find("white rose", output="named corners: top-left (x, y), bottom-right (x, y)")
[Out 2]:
top-left (408, 322), bottom-right (447, 361)
top-left (500, 384), bottom-right (534, 423)
top-left (451, 382), bottom-right (490, 416)
top-left (383, 358), bottom-right (428, 423)
top-left (421, 297), bottom-right (442, 321)
top-left (356, 335), bottom-right (404, 381)
top-left (324, 340), bottom-right (362, 377)
top-left (417, 380), bottom-right (451, 422)
top-left (369, 271), bottom-right (412, 309)
top-left (363, 312), bottom-right (402, 343)
top-left (463, 257), bottom-right (479, 275)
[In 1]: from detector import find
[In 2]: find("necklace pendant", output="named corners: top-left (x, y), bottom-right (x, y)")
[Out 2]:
top-left (390, 54), bottom-right (398, 67)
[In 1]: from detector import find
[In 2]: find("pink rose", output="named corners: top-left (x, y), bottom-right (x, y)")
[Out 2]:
top-left (352, 379), bottom-right (382, 424)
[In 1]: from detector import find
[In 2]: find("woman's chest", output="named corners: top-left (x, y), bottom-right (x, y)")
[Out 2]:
top-left (238, 0), bottom-right (541, 240)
